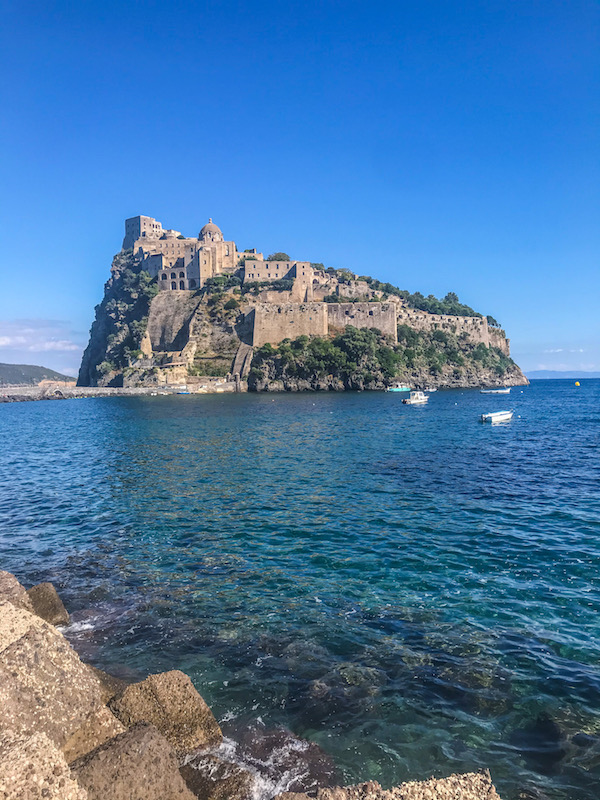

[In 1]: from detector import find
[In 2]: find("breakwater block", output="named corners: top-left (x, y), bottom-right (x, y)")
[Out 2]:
top-left (109, 669), bottom-right (222, 755)
top-left (0, 730), bottom-right (87, 800)
top-left (27, 582), bottom-right (70, 626)
top-left (0, 601), bottom-right (104, 748)
top-left (0, 570), bottom-right (35, 613)
top-left (71, 722), bottom-right (196, 800)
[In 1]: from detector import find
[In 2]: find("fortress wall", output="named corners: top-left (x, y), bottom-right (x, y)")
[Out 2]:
top-left (327, 303), bottom-right (398, 343)
top-left (396, 306), bottom-right (510, 355)
top-left (489, 327), bottom-right (510, 356)
top-left (252, 303), bottom-right (328, 347)
top-left (398, 306), bottom-right (488, 340)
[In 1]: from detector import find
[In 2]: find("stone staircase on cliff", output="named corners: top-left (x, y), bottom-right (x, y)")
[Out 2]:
top-left (231, 343), bottom-right (254, 380)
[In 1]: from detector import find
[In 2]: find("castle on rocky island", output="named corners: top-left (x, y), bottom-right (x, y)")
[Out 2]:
top-left (121, 214), bottom-right (510, 353)
top-left (77, 213), bottom-right (527, 388)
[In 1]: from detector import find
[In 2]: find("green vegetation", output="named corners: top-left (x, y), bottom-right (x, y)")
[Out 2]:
top-left (204, 274), bottom-right (242, 293)
top-left (85, 250), bottom-right (158, 382)
top-left (249, 324), bottom-right (517, 390)
top-left (241, 279), bottom-right (294, 294)
top-left (396, 324), bottom-right (513, 376)
top-left (267, 252), bottom-right (291, 261)
top-left (364, 282), bottom-right (482, 317)
top-left (250, 327), bottom-right (403, 389)
top-left (0, 362), bottom-right (73, 387)
top-left (188, 359), bottom-right (230, 377)
top-left (312, 265), bottom-right (487, 318)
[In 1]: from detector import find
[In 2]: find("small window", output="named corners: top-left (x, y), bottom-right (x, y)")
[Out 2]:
top-left (179, 281), bottom-right (185, 290)
top-left (179, 272), bottom-right (185, 278)
top-left (161, 274), bottom-right (167, 280)
top-left (171, 272), bottom-right (176, 279)
top-left (171, 282), bottom-right (177, 290)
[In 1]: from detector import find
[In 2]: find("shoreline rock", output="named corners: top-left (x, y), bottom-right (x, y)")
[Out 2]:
top-left (0, 569), bottom-right (506, 799)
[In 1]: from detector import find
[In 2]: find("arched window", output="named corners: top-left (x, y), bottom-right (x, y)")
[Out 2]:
top-left (171, 282), bottom-right (176, 290)
top-left (179, 281), bottom-right (185, 290)
top-left (189, 279), bottom-right (196, 289)
top-left (161, 274), bottom-right (167, 280)
top-left (171, 272), bottom-right (176, 279)
top-left (179, 272), bottom-right (185, 278)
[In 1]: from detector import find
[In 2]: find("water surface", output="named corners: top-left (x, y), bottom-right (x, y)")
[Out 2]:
top-left (1, 381), bottom-right (599, 799)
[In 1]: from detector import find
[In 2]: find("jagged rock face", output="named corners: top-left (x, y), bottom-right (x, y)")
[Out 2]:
top-left (248, 328), bottom-right (528, 392)
top-left (79, 252), bottom-right (525, 391)
top-left (78, 250), bottom-right (159, 387)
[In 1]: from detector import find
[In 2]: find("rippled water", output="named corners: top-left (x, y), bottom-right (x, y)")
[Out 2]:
top-left (1, 381), bottom-right (600, 799)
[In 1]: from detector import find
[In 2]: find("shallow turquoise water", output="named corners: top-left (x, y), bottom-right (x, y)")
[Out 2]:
top-left (1, 381), bottom-right (600, 798)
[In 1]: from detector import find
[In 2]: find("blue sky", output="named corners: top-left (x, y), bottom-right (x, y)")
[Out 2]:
top-left (0, 0), bottom-right (598, 375)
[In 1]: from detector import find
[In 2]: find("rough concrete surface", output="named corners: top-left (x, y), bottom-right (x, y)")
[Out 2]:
top-left (26, 582), bottom-right (70, 626)
top-left (0, 603), bottom-right (104, 747)
top-left (0, 571), bottom-right (34, 613)
top-left (315, 771), bottom-right (502, 800)
top-left (71, 722), bottom-right (196, 800)
top-left (62, 705), bottom-right (126, 764)
top-left (110, 669), bottom-right (222, 755)
top-left (0, 730), bottom-right (88, 800)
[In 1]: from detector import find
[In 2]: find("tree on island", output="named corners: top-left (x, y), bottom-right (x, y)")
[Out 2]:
top-left (267, 252), bottom-right (291, 261)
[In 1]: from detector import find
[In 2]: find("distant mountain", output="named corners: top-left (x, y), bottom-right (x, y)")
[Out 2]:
top-left (0, 363), bottom-right (74, 387)
top-left (527, 370), bottom-right (600, 379)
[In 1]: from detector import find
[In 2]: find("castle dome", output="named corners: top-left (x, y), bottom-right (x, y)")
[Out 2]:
top-left (199, 218), bottom-right (223, 242)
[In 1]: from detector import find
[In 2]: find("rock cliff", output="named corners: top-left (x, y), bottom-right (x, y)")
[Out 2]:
top-left (78, 251), bottom-right (527, 391)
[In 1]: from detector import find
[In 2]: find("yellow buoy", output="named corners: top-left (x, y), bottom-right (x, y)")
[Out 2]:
top-left (575, 381), bottom-right (580, 386)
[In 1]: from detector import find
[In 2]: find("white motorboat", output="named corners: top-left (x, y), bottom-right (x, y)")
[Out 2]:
top-left (402, 391), bottom-right (429, 405)
top-left (480, 388), bottom-right (511, 394)
top-left (481, 410), bottom-right (513, 423)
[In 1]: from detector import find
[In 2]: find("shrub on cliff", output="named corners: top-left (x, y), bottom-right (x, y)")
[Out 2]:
top-left (78, 251), bottom-right (158, 385)
top-left (250, 327), bottom-right (401, 389)
top-left (249, 324), bottom-right (519, 391)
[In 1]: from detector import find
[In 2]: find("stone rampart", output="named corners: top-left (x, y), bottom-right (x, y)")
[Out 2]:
top-left (251, 303), bottom-right (328, 347)
top-left (327, 303), bottom-right (398, 343)
top-left (396, 306), bottom-right (510, 356)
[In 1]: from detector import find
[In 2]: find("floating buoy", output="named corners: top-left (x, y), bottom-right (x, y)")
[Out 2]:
top-left (575, 381), bottom-right (580, 386)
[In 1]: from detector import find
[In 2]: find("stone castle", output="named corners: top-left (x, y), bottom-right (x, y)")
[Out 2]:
top-left (123, 214), bottom-right (510, 357)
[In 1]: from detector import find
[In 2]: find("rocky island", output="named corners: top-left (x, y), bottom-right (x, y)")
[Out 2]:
top-left (78, 216), bottom-right (527, 392)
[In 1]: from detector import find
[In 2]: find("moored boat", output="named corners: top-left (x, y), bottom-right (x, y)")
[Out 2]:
top-left (402, 391), bottom-right (429, 405)
top-left (481, 410), bottom-right (513, 423)
top-left (387, 384), bottom-right (411, 392)
top-left (480, 388), bottom-right (511, 394)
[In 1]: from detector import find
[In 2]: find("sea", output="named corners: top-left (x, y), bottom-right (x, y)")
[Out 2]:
top-left (1, 380), bottom-right (599, 800)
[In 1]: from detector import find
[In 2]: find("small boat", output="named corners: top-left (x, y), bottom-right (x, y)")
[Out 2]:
top-left (387, 384), bottom-right (411, 392)
top-left (481, 410), bottom-right (513, 423)
top-left (402, 391), bottom-right (429, 405)
top-left (177, 390), bottom-right (191, 395)
top-left (480, 388), bottom-right (511, 394)
top-left (425, 387), bottom-right (437, 392)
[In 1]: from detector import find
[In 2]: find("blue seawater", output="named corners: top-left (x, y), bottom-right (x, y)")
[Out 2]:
top-left (1, 380), bottom-right (600, 799)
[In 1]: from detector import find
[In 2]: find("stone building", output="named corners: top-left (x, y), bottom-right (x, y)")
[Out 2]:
top-left (123, 215), bottom-right (263, 291)
top-left (121, 215), bottom-right (510, 356)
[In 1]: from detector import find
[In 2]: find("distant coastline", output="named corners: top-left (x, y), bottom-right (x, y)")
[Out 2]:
top-left (526, 370), bottom-right (600, 379)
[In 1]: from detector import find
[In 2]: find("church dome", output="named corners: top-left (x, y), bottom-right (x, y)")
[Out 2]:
top-left (199, 218), bottom-right (223, 242)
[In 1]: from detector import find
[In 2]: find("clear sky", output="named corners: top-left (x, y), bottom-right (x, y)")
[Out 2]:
top-left (1, 0), bottom-right (598, 376)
